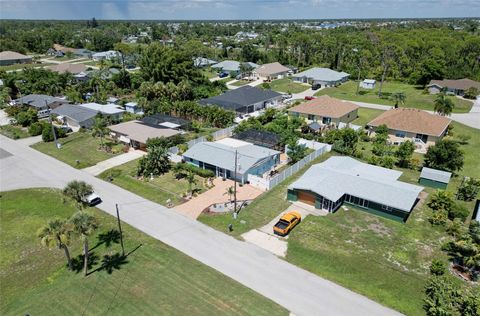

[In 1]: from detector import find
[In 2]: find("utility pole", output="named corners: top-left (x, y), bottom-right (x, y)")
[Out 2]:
top-left (46, 100), bottom-right (59, 149)
top-left (353, 48), bottom-right (361, 95)
top-left (115, 204), bottom-right (125, 257)
top-left (233, 150), bottom-right (238, 215)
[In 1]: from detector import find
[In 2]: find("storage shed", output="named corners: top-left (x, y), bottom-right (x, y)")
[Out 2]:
top-left (419, 167), bottom-right (451, 189)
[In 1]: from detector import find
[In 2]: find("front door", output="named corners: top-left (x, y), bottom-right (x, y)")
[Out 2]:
top-left (415, 133), bottom-right (428, 143)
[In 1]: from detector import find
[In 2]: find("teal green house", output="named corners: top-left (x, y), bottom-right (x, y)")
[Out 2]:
top-left (418, 167), bottom-right (451, 189)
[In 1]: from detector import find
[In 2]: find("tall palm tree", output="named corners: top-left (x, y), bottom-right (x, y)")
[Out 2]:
top-left (391, 92), bottom-right (406, 108)
top-left (434, 93), bottom-right (454, 116)
top-left (70, 212), bottom-right (98, 276)
top-left (37, 219), bottom-right (74, 270)
top-left (63, 180), bottom-right (94, 209)
top-left (91, 115), bottom-right (108, 150)
top-left (186, 170), bottom-right (197, 195)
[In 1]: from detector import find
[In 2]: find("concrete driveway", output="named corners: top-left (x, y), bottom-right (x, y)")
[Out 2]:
top-left (175, 177), bottom-right (264, 219)
top-left (82, 150), bottom-right (145, 176)
top-left (0, 135), bottom-right (402, 316)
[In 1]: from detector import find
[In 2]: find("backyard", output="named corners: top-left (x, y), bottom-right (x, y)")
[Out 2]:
top-left (32, 132), bottom-right (124, 169)
top-left (351, 107), bottom-right (384, 127)
top-left (98, 159), bottom-right (208, 206)
top-left (315, 81), bottom-right (473, 113)
top-left (0, 188), bottom-right (287, 315)
top-left (267, 78), bottom-right (310, 94)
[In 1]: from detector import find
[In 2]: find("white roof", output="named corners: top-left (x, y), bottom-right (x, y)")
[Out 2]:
top-left (158, 122), bottom-right (180, 129)
top-left (293, 67), bottom-right (350, 82)
top-left (289, 156), bottom-right (423, 212)
top-left (183, 141), bottom-right (280, 175)
top-left (215, 137), bottom-right (252, 148)
top-left (363, 79), bottom-right (376, 84)
top-left (125, 102), bottom-right (138, 107)
top-left (420, 167), bottom-right (452, 183)
top-left (78, 103), bottom-right (125, 115)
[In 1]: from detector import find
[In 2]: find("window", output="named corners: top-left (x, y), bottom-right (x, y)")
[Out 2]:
top-left (322, 117), bottom-right (331, 124)
top-left (308, 114), bottom-right (316, 121)
top-left (382, 205), bottom-right (393, 212)
top-left (395, 131), bottom-right (406, 138)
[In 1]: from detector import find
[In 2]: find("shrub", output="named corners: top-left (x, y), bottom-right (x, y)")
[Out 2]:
top-left (448, 203), bottom-right (470, 222)
top-left (174, 162), bottom-right (214, 178)
top-left (429, 209), bottom-right (448, 225)
top-left (28, 122), bottom-right (45, 136)
top-left (41, 124), bottom-right (66, 142)
top-left (457, 178), bottom-right (480, 201)
top-left (429, 259), bottom-right (446, 276)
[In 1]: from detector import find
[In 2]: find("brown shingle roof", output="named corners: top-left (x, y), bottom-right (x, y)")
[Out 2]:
top-left (53, 44), bottom-right (76, 53)
top-left (0, 51), bottom-right (31, 61)
top-left (367, 108), bottom-right (451, 137)
top-left (428, 78), bottom-right (480, 91)
top-left (109, 120), bottom-right (180, 144)
top-left (255, 62), bottom-right (290, 76)
top-left (47, 63), bottom-right (87, 74)
top-left (288, 95), bottom-right (359, 118)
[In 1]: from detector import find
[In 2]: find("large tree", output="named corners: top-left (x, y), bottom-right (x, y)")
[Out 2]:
top-left (137, 146), bottom-right (171, 177)
top-left (37, 219), bottom-right (74, 270)
top-left (434, 93), bottom-right (455, 116)
top-left (63, 180), bottom-right (94, 208)
top-left (70, 212), bottom-right (98, 276)
top-left (424, 140), bottom-right (464, 173)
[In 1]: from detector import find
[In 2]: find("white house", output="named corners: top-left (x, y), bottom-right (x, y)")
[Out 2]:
top-left (92, 50), bottom-right (121, 61)
top-left (360, 79), bottom-right (376, 89)
top-left (292, 67), bottom-right (349, 88)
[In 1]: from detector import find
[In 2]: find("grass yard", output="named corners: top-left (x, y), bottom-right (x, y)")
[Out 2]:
top-left (31, 132), bottom-right (124, 169)
top-left (268, 78), bottom-right (310, 94)
top-left (201, 68), bottom-right (218, 79)
top-left (98, 159), bottom-right (207, 206)
top-left (230, 79), bottom-right (250, 87)
top-left (0, 63), bottom-right (56, 72)
top-left (315, 81), bottom-right (473, 113)
top-left (218, 77), bottom-right (233, 84)
top-left (0, 188), bottom-right (287, 316)
top-left (0, 125), bottom-right (30, 139)
top-left (351, 108), bottom-right (384, 127)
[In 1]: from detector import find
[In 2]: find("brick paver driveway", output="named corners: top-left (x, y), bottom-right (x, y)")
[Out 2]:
top-left (175, 178), bottom-right (264, 219)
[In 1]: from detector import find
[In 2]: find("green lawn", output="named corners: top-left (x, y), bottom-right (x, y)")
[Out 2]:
top-left (449, 122), bottom-right (480, 179)
top-left (98, 159), bottom-right (207, 206)
top-left (0, 63), bottom-right (55, 72)
top-left (201, 68), bottom-right (218, 79)
top-left (0, 125), bottom-right (30, 139)
top-left (31, 132), bottom-right (124, 169)
top-left (230, 79), bottom-right (250, 87)
top-left (351, 108), bottom-right (384, 127)
top-left (268, 78), bottom-right (310, 94)
top-left (315, 81), bottom-right (473, 113)
top-left (0, 188), bottom-right (287, 316)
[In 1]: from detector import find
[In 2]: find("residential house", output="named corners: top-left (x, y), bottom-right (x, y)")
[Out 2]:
top-left (288, 156), bottom-right (424, 222)
top-left (47, 63), bottom-right (87, 75)
top-left (92, 50), bottom-right (120, 61)
top-left (292, 67), bottom-right (349, 87)
top-left (360, 79), bottom-right (376, 89)
top-left (427, 78), bottom-right (480, 96)
top-left (125, 102), bottom-right (144, 115)
top-left (288, 95), bottom-right (359, 126)
top-left (183, 138), bottom-right (280, 184)
top-left (419, 167), bottom-right (451, 189)
top-left (254, 62), bottom-right (291, 81)
top-left (0, 51), bottom-right (32, 66)
top-left (77, 103), bottom-right (124, 121)
top-left (51, 104), bottom-right (97, 129)
top-left (14, 94), bottom-right (69, 118)
top-left (211, 60), bottom-right (258, 75)
top-left (142, 113), bottom-right (190, 130)
top-left (193, 57), bottom-right (218, 68)
top-left (199, 86), bottom-right (283, 115)
top-left (367, 108), bottom-right (451, 149)
top-left (109, 120), bottom-right (181, 150)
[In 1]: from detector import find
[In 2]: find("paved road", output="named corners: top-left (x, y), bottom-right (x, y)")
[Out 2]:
top-left (0, 135), bottom-right (402, 316)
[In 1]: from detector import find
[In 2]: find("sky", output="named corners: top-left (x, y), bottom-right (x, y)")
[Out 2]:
top-left (0, 0), bottom-right (479, 20)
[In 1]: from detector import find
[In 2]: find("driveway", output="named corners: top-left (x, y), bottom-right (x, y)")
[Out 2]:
top-left (82, 150), bottom-right (146, 176)
top-left (0, 135), bottom-right (401, 316)
top-left (175, 177), bottom-right (264, 219)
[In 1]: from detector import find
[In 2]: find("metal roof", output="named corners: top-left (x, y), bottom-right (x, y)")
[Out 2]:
top-left (199, 86), bottom-right (282, 111)
top-left (183, 141), bottom-right (280, 175)
top-left (293, 67), bottom-right (350, 82)
top-left (78, 103), bottom-right (124, 115)
top-left (420, 167), bottom-right (452, 183)
top-left (51, 104), bottom-right (97, 123)
top-left (289, 156), bottom-right (423, 212)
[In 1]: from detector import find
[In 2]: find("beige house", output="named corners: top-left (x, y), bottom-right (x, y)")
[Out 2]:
top-left (367, 108), bottom-right (451, 150)
top-left (288, 95), bottom-right (359, 126)
top-left (254, 62), bottom-right (291, 81)
top-left (0, 51), bottom-right (32, 66)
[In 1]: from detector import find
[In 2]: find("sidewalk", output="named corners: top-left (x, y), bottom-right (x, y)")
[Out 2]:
top-left (82, 150), bottom-right (145, 176)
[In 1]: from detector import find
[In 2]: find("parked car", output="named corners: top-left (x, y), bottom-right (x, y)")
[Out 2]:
top-left (81, 192), bottom-right (102, 206)
top-left (304, 96), bottom-right (316, 100)
top-left (273, 211), bottom-right (301, 236)
top-left (218, 72), bottom-right (229, 78)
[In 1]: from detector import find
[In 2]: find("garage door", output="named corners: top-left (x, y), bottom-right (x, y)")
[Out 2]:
top-left (297, 191), bottom-right (316, 206)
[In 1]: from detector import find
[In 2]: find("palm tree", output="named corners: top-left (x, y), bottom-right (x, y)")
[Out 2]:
top-left (70, 212), bottom-right (98, 276)
top-left (434, 93), bottom-right (454, 116)
top-left (37, 219), bottom-right (74, 270)
top-left (224, 186), bottom-right (235, 202)
top-left (63, 180), bottom-right (94, 209)
top-left (91, 114), bottom-right (108, 150)
top-left (391, 92), bottom-right (406, 108)
top-left (186, 171), bottom-right (197, 195)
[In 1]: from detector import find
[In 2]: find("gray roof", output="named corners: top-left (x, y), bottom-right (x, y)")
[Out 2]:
top-left (420, 167), bottom-right (452, 184)
top-left (211, 60), bottom-right (240, 72)
top-left (15, 94), bottom-right (68, 109)
top-left (193, 57), bottom-right (217, 67)
top-left (183, 141), bottom-right (280, 175)
top-left (199, 86), bottom-right (282, 111)
top-left (289, 156), bottom-right (423, 212)
top-left (293, 67), bottom-right (350, 82)
top-left (51, 104), bottom-right (97, 123)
